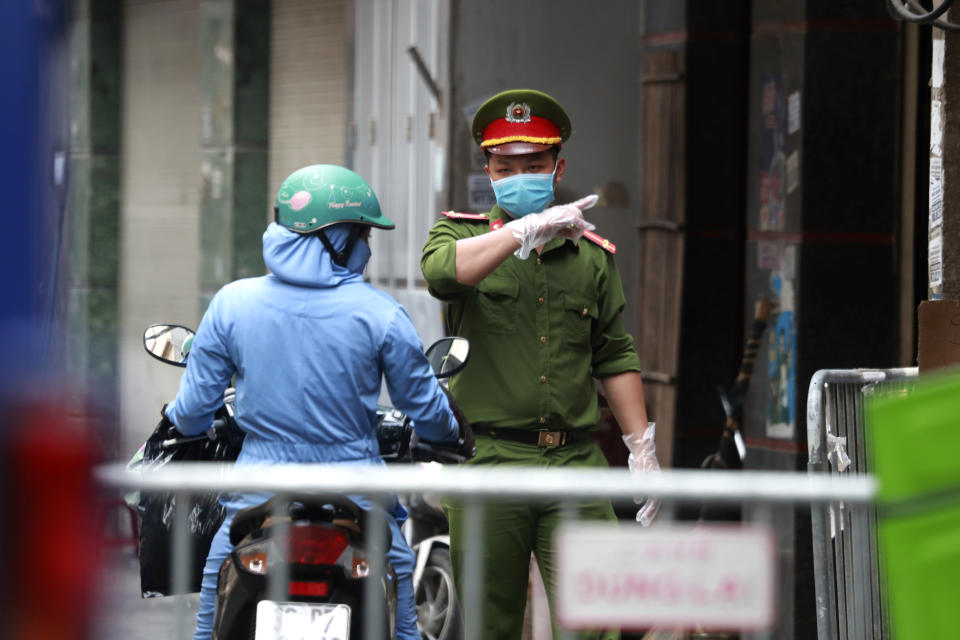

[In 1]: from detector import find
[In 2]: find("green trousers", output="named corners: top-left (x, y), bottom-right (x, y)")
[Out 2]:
top-left (443, 434), bottom-right (619, 640)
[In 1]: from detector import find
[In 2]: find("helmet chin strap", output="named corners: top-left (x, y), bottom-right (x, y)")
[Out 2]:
top-left (316, 224), bottom-right (364, 267)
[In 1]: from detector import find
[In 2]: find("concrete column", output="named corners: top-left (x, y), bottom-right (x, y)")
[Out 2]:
top-left (66, 0), bottom-right (121, 421)
top-left (640, 2), bottom-right (752, 472)
top-left (198, 0), bottom-right (270, 308)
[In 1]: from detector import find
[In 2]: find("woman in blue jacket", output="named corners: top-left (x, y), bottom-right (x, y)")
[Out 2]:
top-left (164, 165), bottom-right (472, 640)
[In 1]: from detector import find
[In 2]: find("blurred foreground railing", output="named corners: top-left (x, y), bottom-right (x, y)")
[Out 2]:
top-left (96, 463), bottom-right (879, 640)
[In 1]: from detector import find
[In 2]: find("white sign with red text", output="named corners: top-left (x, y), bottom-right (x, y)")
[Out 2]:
top-left (555, 523), bottom-right (775, 631)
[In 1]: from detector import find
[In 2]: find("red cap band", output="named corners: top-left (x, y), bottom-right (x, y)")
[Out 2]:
top-left (480, 115), bottom-right (562, 148)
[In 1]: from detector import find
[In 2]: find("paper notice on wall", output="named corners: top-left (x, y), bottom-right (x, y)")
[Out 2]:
top-left (930, 156), bottom-right (944, 230)
top-left (931, 100), bottom-right (944, 157)
top-left (933, 39), bottom-right (945, 89)
top-left (467, 172), bottom-right (496, 211)
top-left (757, 242), bottom-right (779, 270)
top-left (788, 91), bottom-right (801, 134)
top-left (786, 150), bottom-right (799, 194)
top-left (931, 156), bottom-right (943, 180)
top-left (930, 233), bottom-right (943, 288)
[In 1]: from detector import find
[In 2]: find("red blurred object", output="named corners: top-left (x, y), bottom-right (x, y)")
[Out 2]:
top-left (288, 581), bottom-right (330, 597)
top-left (2, 402), bottom-right (102, 640)
top-left (287, 526), bottom-right (349, 565)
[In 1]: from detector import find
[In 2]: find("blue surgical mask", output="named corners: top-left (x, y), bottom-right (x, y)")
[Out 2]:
top-left (490, 167), bottom-right (557, 218)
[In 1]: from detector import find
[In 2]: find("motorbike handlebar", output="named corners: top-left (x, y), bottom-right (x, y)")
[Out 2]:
top-left (160, 417), bottom-right (228, 449)
top-left (409, 439), bottom-right (470, 465)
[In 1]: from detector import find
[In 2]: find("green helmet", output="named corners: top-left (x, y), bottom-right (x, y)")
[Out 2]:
top-left (275, 164), bottom-right (394, 234)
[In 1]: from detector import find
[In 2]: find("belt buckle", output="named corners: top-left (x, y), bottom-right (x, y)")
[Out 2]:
top-left (537, 431), bottom-right (565, 447)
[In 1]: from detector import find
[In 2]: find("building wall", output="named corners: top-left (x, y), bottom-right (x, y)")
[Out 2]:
top-left (449, 0), bottom-right (644, 342)
top-left (118, 0), bottom-right (202, 455)
top-left (349, 0), bottom-right (450, 347)
top-left (741, 2), bottom-right (902, 637)
top-left (269, 0), bottom-right (346, 211)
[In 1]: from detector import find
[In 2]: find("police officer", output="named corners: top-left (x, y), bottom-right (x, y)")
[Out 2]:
top-left (164, 165), bottom-right (474, 640)
top-left (420, 89), bottom-right (661, 639)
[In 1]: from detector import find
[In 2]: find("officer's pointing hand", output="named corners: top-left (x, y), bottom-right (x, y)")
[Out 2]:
top-left (505, 194), bottom-right (598, 259)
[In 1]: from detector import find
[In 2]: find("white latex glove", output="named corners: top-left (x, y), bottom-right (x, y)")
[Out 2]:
top-left (504, 194), bottom-right (598, 259)
top-left (622, 422), bottom-right (661, 526)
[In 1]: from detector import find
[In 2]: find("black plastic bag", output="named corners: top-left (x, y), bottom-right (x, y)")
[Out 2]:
top-left (137, 407), bottom-right (244, 597)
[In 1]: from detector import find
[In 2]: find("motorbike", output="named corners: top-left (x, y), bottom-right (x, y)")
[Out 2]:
top-left (140, 323), bottom-right (470, 640)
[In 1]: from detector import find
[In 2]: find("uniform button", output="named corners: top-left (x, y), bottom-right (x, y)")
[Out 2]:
top-left (536, 258), bottom-right (542, 265)
top-left (582, 307), bottom-right (589, 316)
top-left (540, 375), bottom-right (547, 383)
top-left (540, 336), bottom-right (547, 344)
top-left (538, 296), bottom-right (545, 305)
top-left (539, 417), bottom-right (547, 424)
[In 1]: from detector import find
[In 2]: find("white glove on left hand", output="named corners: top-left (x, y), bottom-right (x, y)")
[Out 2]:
top-left (622, 422), bottom-right (661, 526)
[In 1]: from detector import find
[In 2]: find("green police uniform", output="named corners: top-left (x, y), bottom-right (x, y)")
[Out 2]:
top-left (421, 197), bottom-right (641, 639)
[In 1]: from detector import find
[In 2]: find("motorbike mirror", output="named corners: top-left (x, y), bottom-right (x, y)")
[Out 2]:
top-left (143, 324), bottom-right (196, 367)
top-left (425, 337), bottom-right (470, 379)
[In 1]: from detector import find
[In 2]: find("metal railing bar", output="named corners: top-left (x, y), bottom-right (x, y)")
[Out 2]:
top-left (558, 501), bottom-right (577, 640)
top-left (809, 380), bottom-right (836, 640)
top-left (836, 514), bottom-right (850, 640)
top-left (172, 490), bottom-right (193, 639)
top-left (462, 498), bottom-right (484, 640)
top-left (362, 499), bottom-right (387, 640)
top-left (852, 508), bottom-right (871, 640)
top-left (267, 495), bottom-right (290, 605)
top-left (853, 388), bottom-right (872, 640)
top-left (816, 505), bottom-right (840, 638)
top-left (745, 501), bottom-right (774, 640)
top-left (805, 368), bottom-right (918, 466)
top-left (97, 464), bottom-right (878, 505)
top-left (807, 368), bottom-right (918, 640)
top-left (845, 386), bottom-right (857, 639)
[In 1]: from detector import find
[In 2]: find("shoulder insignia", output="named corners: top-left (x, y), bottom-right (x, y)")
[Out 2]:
top-left (583, 230), bottom-right (616, 254)
top-left (441, 210), bottom-right (489, 222)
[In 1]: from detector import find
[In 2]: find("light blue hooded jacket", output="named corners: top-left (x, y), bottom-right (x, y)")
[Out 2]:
top-left (167, 224), bottom-right (450, 640)
top-left (165, 222), bottom-right (459, 469)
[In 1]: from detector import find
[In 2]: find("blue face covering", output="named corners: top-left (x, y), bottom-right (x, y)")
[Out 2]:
top-left (490, 167), bottom-right (557, 218)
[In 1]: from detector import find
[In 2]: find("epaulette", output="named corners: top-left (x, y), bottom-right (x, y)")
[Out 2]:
top-left (583, 230), bottom-right (616, 254)
top-left (441, 211), bottom-right (489, 222)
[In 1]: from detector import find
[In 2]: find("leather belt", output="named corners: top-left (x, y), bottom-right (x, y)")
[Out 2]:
top-left (473, 426), bottom-right (590, 448)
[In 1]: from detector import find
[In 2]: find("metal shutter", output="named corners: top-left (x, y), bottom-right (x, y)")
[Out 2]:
top-left (269, 0), bottom-right (347, 217)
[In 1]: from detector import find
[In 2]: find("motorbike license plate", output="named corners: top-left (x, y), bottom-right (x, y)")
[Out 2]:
top-left (254, 601), bottom-right (350, 640)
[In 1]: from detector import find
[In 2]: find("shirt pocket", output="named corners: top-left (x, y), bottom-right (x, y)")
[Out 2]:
top-left (472, 274), bottom-right (520, 335)
top-left (561, 291), bottom-right (598, 348)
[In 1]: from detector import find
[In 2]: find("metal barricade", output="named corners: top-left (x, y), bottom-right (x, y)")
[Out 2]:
top-left (95, 462), bottom-right (879, 640)
top-left (806, 368), bottom-right (918, 640)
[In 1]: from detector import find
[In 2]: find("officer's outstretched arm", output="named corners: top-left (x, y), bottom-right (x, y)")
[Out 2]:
top-left (455, 194), bottom-right (598, 286)
top-left (454, 227), bottom-right (521, 286)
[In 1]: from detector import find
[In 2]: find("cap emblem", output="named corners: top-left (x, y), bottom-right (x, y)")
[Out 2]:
top-left (506, 102), bottom-right (532, 123)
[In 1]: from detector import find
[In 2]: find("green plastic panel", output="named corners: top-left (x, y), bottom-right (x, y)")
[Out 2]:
top-left (865, 369), bottom-right (960, 640)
